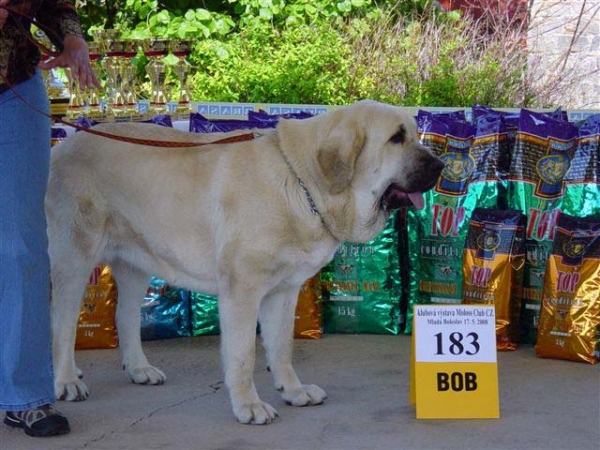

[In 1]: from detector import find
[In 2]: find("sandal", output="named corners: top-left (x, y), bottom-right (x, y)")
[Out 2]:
top-left (4, 404), bottom-right (70, 437)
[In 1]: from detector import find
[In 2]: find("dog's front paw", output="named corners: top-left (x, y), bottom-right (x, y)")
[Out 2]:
top-left (126, 365), bottom-right (167, 385)
top-left (235, 401), bottom-right (278, 425)
top-left (55, 379), bottom-right (89, 402)
top-left (282, 384), bottom-right (327, 407)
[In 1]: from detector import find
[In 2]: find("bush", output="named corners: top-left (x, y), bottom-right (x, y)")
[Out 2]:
top-left (82, 0), bottom-right (592, 108)
top-left (187, 6), bottom-right (529, 107)
top-left (189, 22), bottom-right (355, 105)
top-left (346, 11), bottom-right (527, 107)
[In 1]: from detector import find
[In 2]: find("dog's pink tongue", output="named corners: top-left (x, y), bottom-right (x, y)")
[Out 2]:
top-left (408, 192), bottom-right (425, 210)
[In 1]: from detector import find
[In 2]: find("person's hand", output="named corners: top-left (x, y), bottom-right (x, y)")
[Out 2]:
top-left (38, 35), bottom-right (102, 90)
top-left (0, 0), bottom-right (9, 30)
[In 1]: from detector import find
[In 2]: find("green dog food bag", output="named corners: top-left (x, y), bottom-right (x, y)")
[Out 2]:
top-left (140, 277), bottom-right (192, 341)
top-left (322, 213), bottom-right (400, 334)
top-left (190, 277), bottom-right (324, 338)
top-left (191, 291), bottom-right (221, 336)
top-left (403, 111), bottom-right (503, 333)
top-left (471, 106), bottom-right (520, 210)
top-left (563, 114), bottom-right (600, 219)
top-left (508, 109), bottom-right (578, 344)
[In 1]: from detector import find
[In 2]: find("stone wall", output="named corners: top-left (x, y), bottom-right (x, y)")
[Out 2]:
top-left (528, 0), bottom-right (600, 109)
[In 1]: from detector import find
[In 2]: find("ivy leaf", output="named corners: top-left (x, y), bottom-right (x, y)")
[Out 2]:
top-left (199, 23), bottom-right (211, 38)
top-left (259, 8), bottom-right (273, 20)
top-left (195, 8), bottom-right (212, 21)
top-left (155, 10), bottom-right (171, 25)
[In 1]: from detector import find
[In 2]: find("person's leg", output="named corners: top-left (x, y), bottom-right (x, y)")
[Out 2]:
top-left (0, 72), bottom-right (70, 437)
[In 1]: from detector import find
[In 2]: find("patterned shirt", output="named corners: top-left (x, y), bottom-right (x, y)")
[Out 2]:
top-left (0, 0), bottom-right (84, 94)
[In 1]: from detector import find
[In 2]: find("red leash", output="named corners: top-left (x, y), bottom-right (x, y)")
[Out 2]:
top-left (0, 6), bottom-right (256, 148)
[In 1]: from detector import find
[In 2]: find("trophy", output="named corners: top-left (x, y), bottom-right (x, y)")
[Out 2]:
top-left (85, 40), bottom-right (104, 118)
top-left (99, 30), bottom-right (130, 118)
top-left (103, 41), bottom-right (126, 117)
top-left (142, 39), bottom-right (170, 115)
top-left (120, 40), bottom-right (140, 117)
top-left (169, 40), bottom-right (193, 117)
top-left (65, 70), bottom-right (86, 119)
top-left (34, 30), bottom-right (70, 117)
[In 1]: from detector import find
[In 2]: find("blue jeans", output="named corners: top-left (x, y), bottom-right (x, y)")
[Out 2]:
top-left (0, 72), bottom-right (56, 411)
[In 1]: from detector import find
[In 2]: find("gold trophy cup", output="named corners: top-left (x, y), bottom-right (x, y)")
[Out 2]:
top-left (142, 39), bottom-right (170, 115)
top-left (169, 40), bottom-right (194, 118)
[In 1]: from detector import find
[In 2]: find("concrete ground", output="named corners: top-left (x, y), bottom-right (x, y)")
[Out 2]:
top-left (1, 334), bottom-right (598, 450)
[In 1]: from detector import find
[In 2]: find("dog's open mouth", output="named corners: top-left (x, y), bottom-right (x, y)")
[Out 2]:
top-left (381, 184), bottom-right (425, 211)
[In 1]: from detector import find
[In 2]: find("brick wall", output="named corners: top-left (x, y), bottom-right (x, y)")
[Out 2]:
top-left (439, 0), bottom-right (600, 109)
top-left (528, 0), bottom-right (600, 109)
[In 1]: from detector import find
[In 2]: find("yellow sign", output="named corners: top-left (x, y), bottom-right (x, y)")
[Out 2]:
top-left (411, 305), bottom-right (499, 419)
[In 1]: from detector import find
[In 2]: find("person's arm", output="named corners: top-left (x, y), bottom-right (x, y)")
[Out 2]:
top-left (35, 0), bottom-right (101, 90)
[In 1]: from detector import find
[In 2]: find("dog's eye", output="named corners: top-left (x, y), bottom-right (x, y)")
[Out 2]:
top-left (390, 125), bottom-right (406, 144)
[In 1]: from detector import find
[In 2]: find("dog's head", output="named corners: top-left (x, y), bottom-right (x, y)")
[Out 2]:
top-left (279, 100), bottom-right (443, 242)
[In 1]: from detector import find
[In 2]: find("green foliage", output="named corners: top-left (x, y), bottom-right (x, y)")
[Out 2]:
top-left (189, 22), bottom-right (355, 104)
top-left (228, 0), bottom-right (375, 27)
top-left (345, 11), bottom-right (528, 107)
top-left (113, 1), bottom-right (235, 39)
top-left (78, 0), bottom-right (529, 107)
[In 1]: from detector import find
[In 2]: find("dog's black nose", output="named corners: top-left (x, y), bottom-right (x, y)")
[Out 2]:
top-left (431, 157), bottom-right (445, 177)
top-left (408, 153), bottom-right (445, 193)
top-left (422, 153), bottom-right (444, 178)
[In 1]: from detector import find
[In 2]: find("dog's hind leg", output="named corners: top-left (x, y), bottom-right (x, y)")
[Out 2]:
top-left (51, 247), bottom-right (96, 401)
top-left (109, 260), bottom-right (166, 385)
top-left (259, 285), bottom-right (327, 407)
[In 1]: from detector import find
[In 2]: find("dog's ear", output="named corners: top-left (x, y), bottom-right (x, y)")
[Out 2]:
top-left (317, 114), bottom-right (365, 195)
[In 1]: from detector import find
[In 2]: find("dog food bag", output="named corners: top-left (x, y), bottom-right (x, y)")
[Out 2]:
top-left (190, 276), bottom-right (322, 338)
top-left (471, 106), bottom-right (520, 209)
top-left (73, 116), bottom-right (98, 129)
top-left (508, 109), bottom-right (578, 344)
top-left (191, 291), bottom-right (221, 336)
top-left (143, 114), bottom-right (174, 127)
top-left (403, 111), bottom-right (506, 334)
top-left (462, 208), bottom-right (526, 351)
top-left (535, 213), bottom-right (600, 364)
top-left (417, 109), bottom-right (467, 122)
top-left (75, 265), bottom-right (118, 350)
top-left (50, 127), bottom-right (67, 146)
top-left (563, 114), bottom-right (600, 219)
top-left (140, 277), bottom-right (191, 341)
top-left (294, 274), bottom-right (323, 339)
top-left (403, 115), bottom-right (469, 332)
top-left (189, 113), bottom-right (273, 133)
top-left (321, 213), bottom-right (400, 335)
top-left (248, 109), bottom-right (313, 122)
